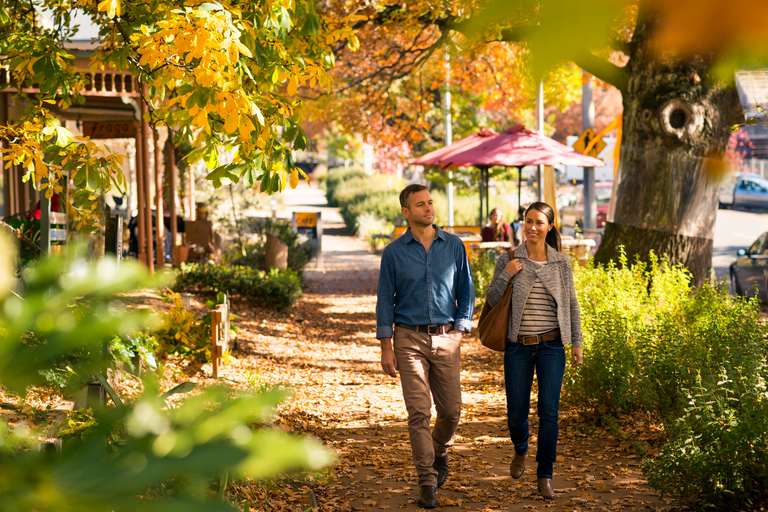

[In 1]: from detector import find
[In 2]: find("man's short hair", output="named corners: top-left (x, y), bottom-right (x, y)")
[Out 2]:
top-left (399, 184), bottom-right (429, 209)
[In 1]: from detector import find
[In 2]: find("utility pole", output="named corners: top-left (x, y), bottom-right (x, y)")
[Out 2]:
top-left (535, 80), bottom-right (544, 202)
top-left (444, 53), bottom-right (454, 227)
top-left (582, 71), bottom-right (596, 231)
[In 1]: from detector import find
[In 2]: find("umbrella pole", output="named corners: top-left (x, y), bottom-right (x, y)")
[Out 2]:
top-left (478, 167), bottom-right (484, 228)
top-left (485, 167), bottom-right (490, 223)
top-left (517, 167), bottom-right (522, 221)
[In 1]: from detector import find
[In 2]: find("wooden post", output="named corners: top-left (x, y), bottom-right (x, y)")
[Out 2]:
top-left (135, 122), bottom-right (147, 265)
top-left (188, 164), bottom-right (196, 221)
top-left (169, 138), bottom-right (178, 252)
top-left (0, 92), bottom-right (12, 216)
top-left (153, 129), bottom-right (164, 267)
top-left (141, 88), bottom-right (154, 274)
top-left (210, 301), bottom-right (229, 378)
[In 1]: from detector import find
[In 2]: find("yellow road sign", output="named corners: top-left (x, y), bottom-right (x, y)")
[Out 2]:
top-left (296, 212), bottom-right (318, 227)
top-left (573, 127), bottom-right (607, 159)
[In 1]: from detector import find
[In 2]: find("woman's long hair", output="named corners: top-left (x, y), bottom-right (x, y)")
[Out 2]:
top-left (489, 208), bottom-right (505, 241)
top-left (524, 202), bottom-right (561, 252)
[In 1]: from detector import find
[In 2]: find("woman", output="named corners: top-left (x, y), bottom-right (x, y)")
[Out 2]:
top-left (484, 201), bottom-right (583, 499)
top-left (481, 208), bottom-right (513, 243)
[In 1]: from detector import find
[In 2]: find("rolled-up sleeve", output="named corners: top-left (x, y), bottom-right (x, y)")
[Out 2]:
top-left (453, 244), bottom-right (475, 332)
top-left (376, 249), bottom-right (396, 338)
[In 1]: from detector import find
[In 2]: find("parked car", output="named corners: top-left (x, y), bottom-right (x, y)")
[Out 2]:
top-left (719, 173), bottom-right (768, 209)
top-left (730, 231), bottom-right (768, 302)
top-left (560, 182), bottom-right (613, 229)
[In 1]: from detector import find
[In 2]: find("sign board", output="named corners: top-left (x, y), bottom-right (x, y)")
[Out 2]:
top-left (295, 212), bottom-right (318, 228)
top-left (292, 212), bottom-right (321, 241)
top-left (292, 211), bottom-right (323, 267)
top-left (82, 121), bottom-right (137, 139)
top-left (573, 127), bottom-right (607, 159)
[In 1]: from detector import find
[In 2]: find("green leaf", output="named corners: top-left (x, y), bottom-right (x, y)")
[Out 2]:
top-left (186, 146), bottom-right (207, 165)
top-left (260, 169), bottom-right (271, 192)
top-left (294, 127), bottom-right (307, 151)
top-left (204, 146), bottom-right (219, 170)
top-left (283, 122), bottom-right (297, 143)
top-left (159, 381), bottom-right (197, 400)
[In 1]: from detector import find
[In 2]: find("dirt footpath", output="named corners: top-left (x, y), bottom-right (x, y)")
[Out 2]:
top-left (223, 231), bottom-right (672, 512)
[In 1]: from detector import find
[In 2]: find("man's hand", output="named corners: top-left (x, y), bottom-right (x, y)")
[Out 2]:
top-left (448, 330), bottom-right (464, 340)
top-left (380, 338), bottom-right (398, 377)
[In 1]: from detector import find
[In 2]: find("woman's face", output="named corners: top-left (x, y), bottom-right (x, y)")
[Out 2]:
top-left (490, 210), bottom-right (502, 224)
top-left (524, 209), bottom-right (551, 243)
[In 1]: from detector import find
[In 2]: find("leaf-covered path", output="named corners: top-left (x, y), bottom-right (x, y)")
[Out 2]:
top-left (221, 228), bottom-right (672, 511)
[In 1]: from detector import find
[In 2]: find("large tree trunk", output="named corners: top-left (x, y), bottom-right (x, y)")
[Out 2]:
top-left (593, 12), bottom-right (743, 287)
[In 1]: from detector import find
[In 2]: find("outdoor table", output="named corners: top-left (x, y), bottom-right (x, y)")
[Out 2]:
top-left (467, 241), bottom-right (513, 262)
top-left (561, 237), bottom-right (596, 265)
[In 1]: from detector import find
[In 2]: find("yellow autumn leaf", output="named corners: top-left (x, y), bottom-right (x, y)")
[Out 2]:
top-left (287, 75), bottom-right (298, 96)
top-left (224, 110), bottom-right (240, 135)
top-left (239, 116), bottom-right (255, 141)
top-left (96, 0), bottom-right (121, 18)
top-left (289, 168), bottom-right (299, 189)
top-left (193, 108), bottom-right (208, 130)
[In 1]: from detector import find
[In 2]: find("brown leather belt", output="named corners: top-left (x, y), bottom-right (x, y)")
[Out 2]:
top-left (510, 328), bottom-right (561, 346)
top-left (396, 323), bottom-right (453, 335)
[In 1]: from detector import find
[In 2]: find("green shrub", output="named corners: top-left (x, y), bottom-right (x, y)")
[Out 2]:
top-left (340, 191), bottom-right (403, 232)
top-left (644, 365), bottom-right (768, 510)
top-left (227, 218), bottom-right (317, 272)
top-left (0, 236), bottom-right (332, 511)
top-left (429, 190), bottom-right (482, 227)
top-left (565, 249), bottom-right (768, 510)
top-left (151, 289), bottom-right (210, 360)
top-left (567, 251), bottom-right (767, 420)
top-left (173, 263), bottom-right (302, 311)
top-left (470, 249), bottom-right (500, 309)
top-left (325, 168), bottom-right (366, 207)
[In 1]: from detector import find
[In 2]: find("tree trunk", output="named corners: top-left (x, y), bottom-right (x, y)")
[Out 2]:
top-left (593, 12), bottom-right (743, 287)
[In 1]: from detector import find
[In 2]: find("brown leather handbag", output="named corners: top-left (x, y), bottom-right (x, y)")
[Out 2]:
top-left (477, 252), bottom-right (514, 352)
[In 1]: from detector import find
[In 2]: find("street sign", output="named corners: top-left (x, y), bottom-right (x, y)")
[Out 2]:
top-left (573, 127), bottom-right (607, 159)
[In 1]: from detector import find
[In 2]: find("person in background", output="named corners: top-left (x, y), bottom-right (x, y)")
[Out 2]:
top-left (481, 208), bottom-right (518, 246)
top-left (484, 201), bottom-right (583, 500)
top-left (376, 184), bottom-right (474, 509)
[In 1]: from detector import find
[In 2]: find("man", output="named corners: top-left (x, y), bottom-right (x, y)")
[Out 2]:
top-left (376, 184), bottom-right (474, 509)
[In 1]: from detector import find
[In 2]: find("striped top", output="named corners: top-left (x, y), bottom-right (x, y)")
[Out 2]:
top-left (517, 260), bottom-right (559, 336)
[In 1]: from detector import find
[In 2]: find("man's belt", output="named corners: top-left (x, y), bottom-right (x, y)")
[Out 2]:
top-left (511, 328), bottom-right (561, 346)
top-left (396, 323), bottom-right (454, 335)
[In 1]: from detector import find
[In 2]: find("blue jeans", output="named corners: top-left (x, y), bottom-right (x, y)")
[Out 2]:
top-left (504, 337), bottom-right (566, 479)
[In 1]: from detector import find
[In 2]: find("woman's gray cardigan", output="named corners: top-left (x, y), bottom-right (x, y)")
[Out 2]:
top-left (485, 243), bottom-right (583, 348)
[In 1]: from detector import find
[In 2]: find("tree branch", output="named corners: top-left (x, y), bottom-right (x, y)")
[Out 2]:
top-left (451, 22), bottom-right (630, 93)
top-left (570, 50), bottom-right (629, 93)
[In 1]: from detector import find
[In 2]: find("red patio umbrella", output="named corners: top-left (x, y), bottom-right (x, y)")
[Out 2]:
top-left (411, 128), bottom-right (498, 167)
top-left (442, 125), bottom-right (603, 169)
top-left (413, 125), bottom-right (604, 226)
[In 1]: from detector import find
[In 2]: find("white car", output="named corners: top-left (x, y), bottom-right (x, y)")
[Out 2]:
top-left (720, 173), bottom-right (768, 209)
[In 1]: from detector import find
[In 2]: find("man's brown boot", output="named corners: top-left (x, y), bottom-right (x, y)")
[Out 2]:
top-left (538, 478), bottom-right (555, 499)
top-left (509, 452), bottom-right (526, 479)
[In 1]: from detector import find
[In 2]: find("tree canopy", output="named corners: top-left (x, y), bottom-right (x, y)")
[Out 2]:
top-left (0, 0), bottom-right (359, 219)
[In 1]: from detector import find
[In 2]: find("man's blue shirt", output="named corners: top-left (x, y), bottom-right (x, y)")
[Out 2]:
top-left (376, 226), bottom-right (475, 338)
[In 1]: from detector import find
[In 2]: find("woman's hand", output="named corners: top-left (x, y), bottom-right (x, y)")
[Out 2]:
top-left (570, 347), bottom-right (583, 367)
top-left (504, 257), bottom-right (522, 277)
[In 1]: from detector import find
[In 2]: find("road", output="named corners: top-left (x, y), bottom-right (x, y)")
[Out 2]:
top-left (713, 207), bottom-right (768, 282)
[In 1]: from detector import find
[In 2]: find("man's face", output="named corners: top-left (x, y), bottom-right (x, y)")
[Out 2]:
top-left (402, 190), bottom-right (435, 227)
